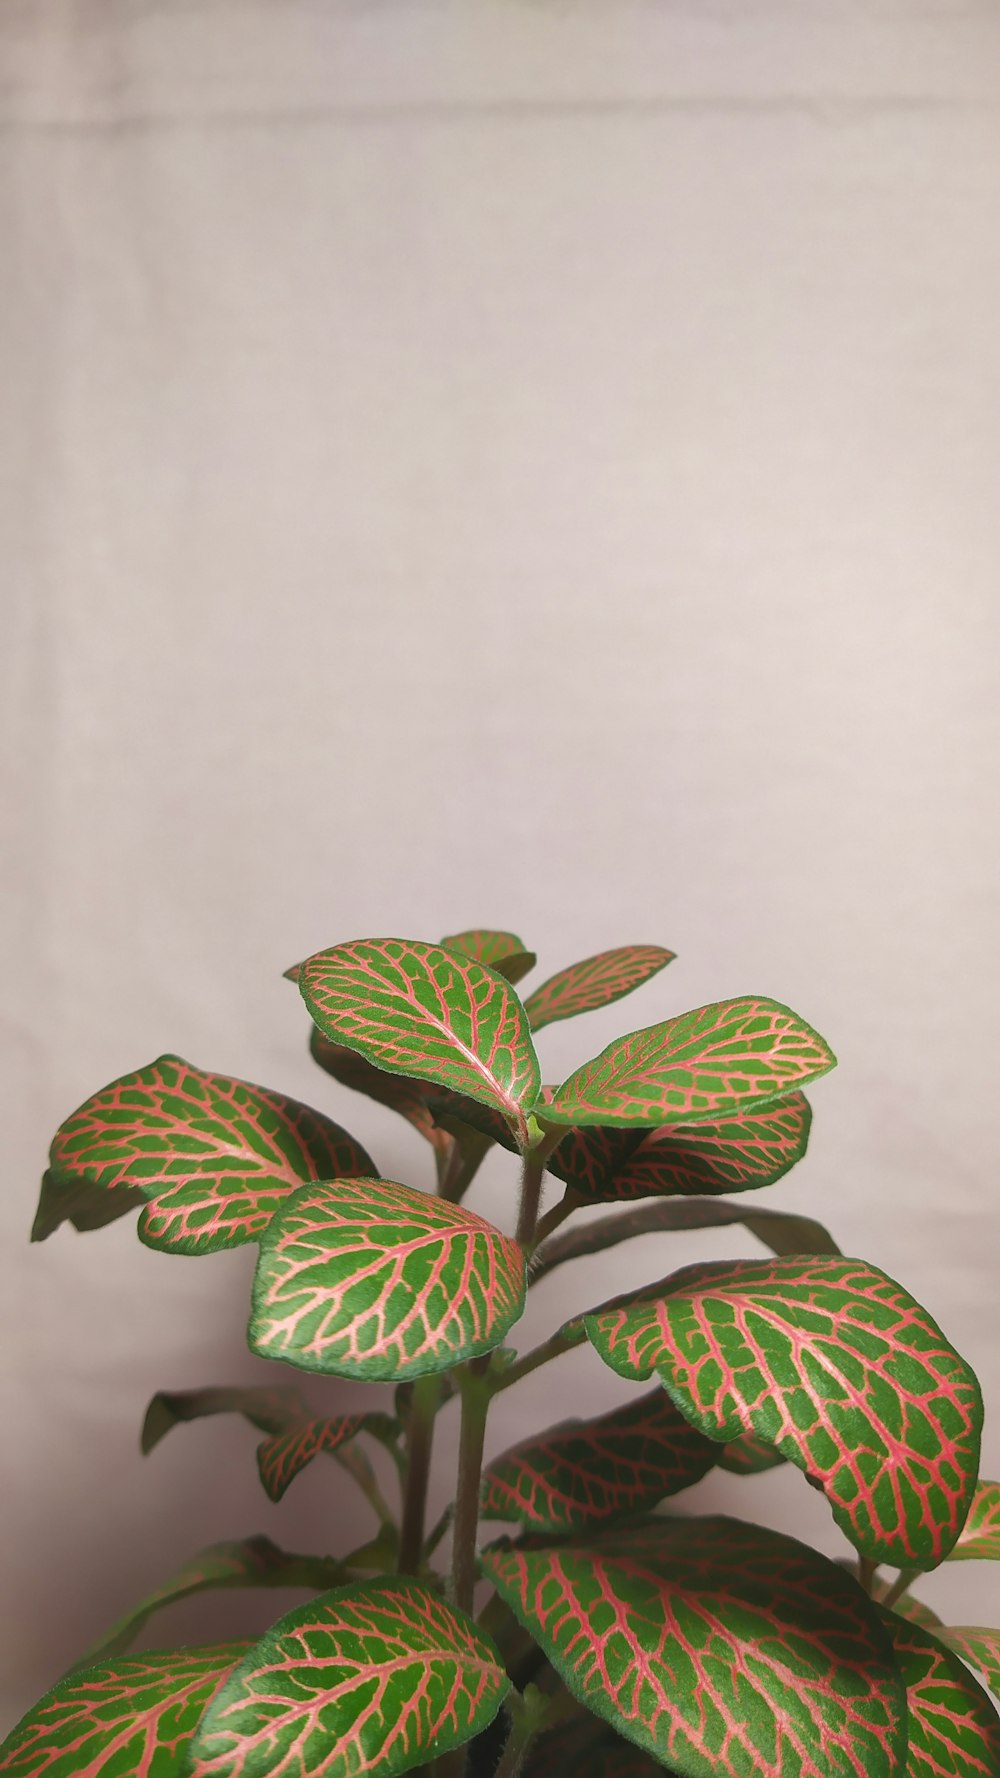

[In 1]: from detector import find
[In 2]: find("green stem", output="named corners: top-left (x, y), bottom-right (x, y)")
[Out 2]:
top-left (881, 1567), bottom-right (920, 1610)
top-left (398, 1374), bottom-right (440, 1575)
top-left (450, 1360), bottom-right (491, 1614)
top-left (491, 1326), bottom-right (582, 1395)
top-left (493, 1714), bottom-right (534, 1778)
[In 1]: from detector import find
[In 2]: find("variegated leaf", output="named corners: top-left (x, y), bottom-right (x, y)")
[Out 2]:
top-left (881, 1610), bottom-right (1000, 1778)
top-left (299, 938), bottom-right (541, 1143)
top-left (580, 1094), bottom-right (813, 1201)
top-left (185, 1577), bottom-right (509, 1778)
top-left (249, 1176), bottom-right (526, 1380)
top-left (0, 1643), bottom-right (252, 1778)
top-left (141, 1385), bottom-right (309, 1453)
top-left (531, 1196), bottom-right (841, 1286)
top-left (949, 1480), bottom-right (1000, 1562)
top-left (84, 1538), bottom-right (346, 1663)
top-left (256, 1413), bottom-right (399, 1503)
top-left (48, 1056), bottom-right (376, 1255)
top-left (937, 1629), bottom-right (1000, 1705)
top-left (308, 1029), bottom-right (451, 1154)
top-left (586, 1256), bottom-right (982, 1568)
top-left (441, 929), bottom-right (538, 986)
top-left (524, 946), bottom-right (676, 1033)
top-left (482, 1515), bottom-right (905, 1778)
top-left (545, 998), bottom-right (836, 1127)
top-left (480, 1388), bottom-right (716, 1533)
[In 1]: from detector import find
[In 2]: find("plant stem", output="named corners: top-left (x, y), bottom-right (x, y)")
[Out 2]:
top-left (491, 1326), bottom-right (583, 1395)
top-left (516, 1146), bottom-right (547, 1247)
top-left (531, 1191), bottom-right (579, 1251)
top-left (857, 1556), bottom-right (879, 1596)
top-left (450, 1360), bottom-right (491, 1614)
top-left (880, 1567), bottom-right (920, 1610)
top-left (398, 1373), bottom-right (440, 1575)
top-left (493, 1714), bottom-right (534, 1778)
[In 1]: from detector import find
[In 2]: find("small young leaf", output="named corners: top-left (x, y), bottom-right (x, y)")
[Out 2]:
top-left (84, 1537), bottom-right (346, 1663)
top-left (299, 938), bottom-right (541, 1142)
top-left (585, 1094), bottom-right (813, 1201)
top-left (0, 1644), bottom-right (252, 1778)
top-left (948, 1480), bottom-right (1000, 1562)
top-left (936, 1629), bottom-right (1000, 1705)
top-left (586, 1256), bottom-right (982, 1569)
top-left (142, 1384), bottom-right (309, 1453)
top-left (480, 1388), bottom-right (716, 1533)
top-left (545, 998), bottom-right (836, 1128)
top-left (256, 1413), bottom-right (399, 1503)
top-left (523, 946), bottom-right (676, 1033)
top-left (881, 1609), bottom-right (1000, 1778)
top-left (441, 929), bottom-right (538, 986)
top-left (482, 1515), bottom-right (905, 1778)
top-left (249, 1177), bottom-right (527, 1381)
top-left (309, 1029), bottom-right (452, 1154)
top-left (48, 1056), bottom-right (376, 1255)
top-left (185, 1577), bottom-right (509, 1778)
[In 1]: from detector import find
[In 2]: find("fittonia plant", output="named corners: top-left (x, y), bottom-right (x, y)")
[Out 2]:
top-left (5, 931), bottom-right (1000, 1778)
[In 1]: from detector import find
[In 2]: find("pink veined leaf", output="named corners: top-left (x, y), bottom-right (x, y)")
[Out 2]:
top-left (481, 1515), bottom-right (905, 1778)
top-left (308, 1029), bottom-right (452, 1154)
top-left (0, 1642), bottom-right (253, 1778)
top-left (30, 1165), bottom-right (145, 1243)
top-left (141, 1384), bottom-right (310, 1453)
top-left (185, 1577), bottom-right (509, 1778)
top-left (936, 1629), bottom-right (1000, 1706)
top-left (256, 1413), bottom-right (398, 1502)
top-left (715, 1430), bottom-right (788, 1476)
top-left (480, 1388), bottom-right (717, 1533)
top-left (299, 938), bottom-right (541, 1144)
top-left (586, 1255), bottom-right (983, 1569)
top-left (590, 1093), bottom-right (813, 1201)
top-left (523, 945), bottom-right (676, 1033)
top-left (249, 1176), bottom-right (527, 1381)
top-left (47, 1056), bottom-right (376, 1255)
top-left (440, 929), bottom-right (538, 986)
top-left (880, 1610), bottom-right (1000, 1778)
top-left (873, 1578), bottom-right (943, 1629)
top-left (948, 1479), bottom-right (1000, 1562)
top-left (82, 1538), bottom-right (347, 1664)
top-left (545, 997), bottom-right (836, 1128)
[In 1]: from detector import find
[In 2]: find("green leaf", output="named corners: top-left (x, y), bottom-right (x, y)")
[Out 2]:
top-left (257, 1413), bottom-right (399, 1503)
top-left (586, 1256), bottom-right (982, 1569)
top-left (142, 1385), bottom-right (309, 1453)
top-left (30, 1164), bottom-right (145, 1242)
top-left (480, 1388), bottom-right (716, 1533)
top-left (531, 1196), bottom-right (841, 1286)
top-left (84, 1537), bottom-right (346, 1664)
top-left (308, 1029), bottom-right (458, 1165)
top-left (482, 1515), bottom-right (905, 1778)
top-left (936, 1630), bottom-right (1000, 1705)
top-left (299, 938), bottom-right (541, 1143)
top-left (874, 1582), bottom-right (943, 1630)
top-left (0, 1644), bottom-right (252, 1778)
top-left (948, 1480), bottom-right (1000, 1562)
top-left (441, 928), bottom-right (538, 986)
top-left (249, 1176), bottom-right (527, 1381)
top-left (577, 1093), bottom-right (813, 1201)
top-left (881, 1609), bottom-right (1000, 1778)
top-left (544, 998), bottom-right (836, 1128)
top-left (47, 1056), bottom-right (376, 1255)
top-left (185, 1577), bottom-right (509, 1778)
top-left (523, 946), bottom-right (676, 1033)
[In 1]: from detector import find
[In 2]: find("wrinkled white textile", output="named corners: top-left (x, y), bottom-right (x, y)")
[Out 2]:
top-left (2, 0), bottom-right (999, 1729)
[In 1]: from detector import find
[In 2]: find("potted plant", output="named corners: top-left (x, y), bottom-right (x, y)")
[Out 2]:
top-left (4, 930), bottom-right (998, 1778)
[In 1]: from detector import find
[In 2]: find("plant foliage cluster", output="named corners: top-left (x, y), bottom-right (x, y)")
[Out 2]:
top-left (5, 930), bottom-right (1000, 1778)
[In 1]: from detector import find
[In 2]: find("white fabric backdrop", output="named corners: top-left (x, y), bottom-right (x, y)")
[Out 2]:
top-left (2, 0), bottom-right (999, 1730)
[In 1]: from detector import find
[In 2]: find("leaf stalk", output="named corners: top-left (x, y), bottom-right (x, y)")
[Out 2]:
top-left (398, 1373), bottom-right (441, 1576)
top-left (450, 1359), bottom-right (491, 1614)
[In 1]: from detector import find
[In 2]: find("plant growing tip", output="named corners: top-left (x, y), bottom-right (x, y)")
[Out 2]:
top-left (7, 928), bottom-right (998, 1778)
